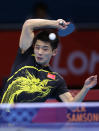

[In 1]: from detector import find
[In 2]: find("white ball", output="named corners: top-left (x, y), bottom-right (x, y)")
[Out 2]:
top-left (49, 33), bottom-right (56, 40)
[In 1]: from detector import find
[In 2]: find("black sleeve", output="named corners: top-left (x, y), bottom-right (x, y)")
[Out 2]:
top-left (51, 78), bottom-right (69, 102)
top-left (55, 78), bottom-right (69, 96)
top-left (17, 46), bottom-right (33, 57)
top-left (10, 46), bottom-right (34, 74)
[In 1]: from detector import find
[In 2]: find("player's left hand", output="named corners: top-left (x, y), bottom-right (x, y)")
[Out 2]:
top-left (84, 75), bottom-right (97, 90)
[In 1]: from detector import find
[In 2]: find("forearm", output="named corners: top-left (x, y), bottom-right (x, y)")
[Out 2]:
top-left (72, 87), bottom-right (89, 102)
top-left (23, 19), bottom-right (59, 30)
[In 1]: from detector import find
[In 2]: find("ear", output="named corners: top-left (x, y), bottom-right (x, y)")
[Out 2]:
top-left (52, 49), bottom-right (57, 56)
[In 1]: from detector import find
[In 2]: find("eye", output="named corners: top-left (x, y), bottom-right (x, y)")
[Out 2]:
top-left (43, 48), bottom-right (49, 51)
top-left (35, 46), bottom-right (39, 50)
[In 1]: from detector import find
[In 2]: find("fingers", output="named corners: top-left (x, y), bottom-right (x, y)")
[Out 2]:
top-left (59, 20), bottom-right (70, 26)
top-left (84, 75), bottom-right (97, 89)
top-left (89, 75), bottom-right (97, 81)
top-left (57, 19), bottom-right (70, 29)
top-left (89, 75), bottom-right (97, 86)
top-left (85, 75), bottom-right (97, 85)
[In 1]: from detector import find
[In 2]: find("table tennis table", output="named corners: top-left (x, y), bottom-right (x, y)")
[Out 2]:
top-left (0, 102), bottom-right (99, 131)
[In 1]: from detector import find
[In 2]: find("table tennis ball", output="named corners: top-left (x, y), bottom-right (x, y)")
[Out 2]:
top-left (49, 33), bottom-right (56, 40)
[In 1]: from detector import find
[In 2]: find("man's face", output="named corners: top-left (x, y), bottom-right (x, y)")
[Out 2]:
top-left (34, 40), bottom-right (57, 66)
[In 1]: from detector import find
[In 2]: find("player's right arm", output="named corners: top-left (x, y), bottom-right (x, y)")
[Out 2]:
top-left (19, 19), bottom-right (70, 54)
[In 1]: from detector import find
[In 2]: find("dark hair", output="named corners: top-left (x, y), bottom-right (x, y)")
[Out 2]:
top-left (34, 2), bottom-right (48, 12)
top-left (33, 29), bottom-right (59, 50)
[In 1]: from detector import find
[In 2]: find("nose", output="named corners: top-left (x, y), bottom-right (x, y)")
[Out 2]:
top-left (38, 48), bottom-right (43, 55)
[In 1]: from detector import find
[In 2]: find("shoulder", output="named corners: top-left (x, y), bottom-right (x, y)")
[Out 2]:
top-left (49, 67), bottom-right (64, 80)
top-left (52, 70), bottom-right (65, 83)
top-left (17, 46), bottom-right (33, 56)
top-left (52, 69), bottom-right (63, 79)
top-left (51, 70), bottom-right (68, 91)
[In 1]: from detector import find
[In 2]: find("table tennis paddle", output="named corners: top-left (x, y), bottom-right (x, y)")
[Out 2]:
top-left (58, 22), bottom-right (75, 37)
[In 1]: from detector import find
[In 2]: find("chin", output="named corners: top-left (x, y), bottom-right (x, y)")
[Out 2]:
top-left (36, 58), bottom-right (48, 66)
top-left (36, 61), bottom-right (44, 65)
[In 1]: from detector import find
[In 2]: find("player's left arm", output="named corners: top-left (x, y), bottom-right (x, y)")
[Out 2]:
top-left (59, 75), bottom-right (97, 102)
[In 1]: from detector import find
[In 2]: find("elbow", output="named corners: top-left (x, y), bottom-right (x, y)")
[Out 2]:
top-left (62, 98), bottom-right (74, 103)
top-left (67, 99), bottom-right (74, 102)
top-left (22, 19), bottom-right (32, 29)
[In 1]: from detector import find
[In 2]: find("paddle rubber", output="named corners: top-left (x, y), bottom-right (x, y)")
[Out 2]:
top-left (58, 23), bottom-right (75, 37)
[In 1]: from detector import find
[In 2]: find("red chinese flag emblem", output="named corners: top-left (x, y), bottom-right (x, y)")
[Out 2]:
top-left (47, 73), bottom-right (56, 80)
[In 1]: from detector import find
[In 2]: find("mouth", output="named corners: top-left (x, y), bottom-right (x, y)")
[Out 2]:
top-left (36, 56), bottom-right (43, 61)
